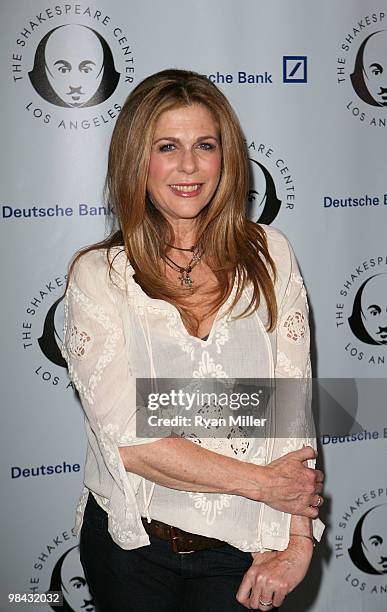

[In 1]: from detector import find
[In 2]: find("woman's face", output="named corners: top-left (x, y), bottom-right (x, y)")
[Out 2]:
top-left (146, 104), bottom-right (222, 226)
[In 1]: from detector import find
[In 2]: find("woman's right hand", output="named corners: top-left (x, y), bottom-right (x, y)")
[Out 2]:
top-left (256, 446), bottom-right (324, 518)
top-left (120, 438), bottom-right (323, 517)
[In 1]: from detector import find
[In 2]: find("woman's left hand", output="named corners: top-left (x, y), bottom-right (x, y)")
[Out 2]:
top-left (236, 538), bottom-right (314, 610)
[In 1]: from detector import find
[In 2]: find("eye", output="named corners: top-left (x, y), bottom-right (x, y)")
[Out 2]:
top-left (79, 61), bottom-right (96, 74)
top-left (158, 143), bottom-right (175, 152)
top-left (368, 305), bottom-right (381, 316)
top-left (248, 190), bottom-right (258, 203)
top-left (70, 577), bottom-right (86, 589)
top-left (369, 535), bottom-right (383, 547)
top-left (370, 63), bottom-right (383, 76)
top-left (53, 60), bottom-right (72, 74)
top-left (198, 142), bottom-right (216, 151)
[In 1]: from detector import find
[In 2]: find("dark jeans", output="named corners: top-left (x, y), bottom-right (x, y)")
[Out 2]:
top-left (80, 493), bottom-right (253, 612)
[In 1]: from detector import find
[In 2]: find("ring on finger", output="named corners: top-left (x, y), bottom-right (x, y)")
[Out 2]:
top-left (312, 495), bottom-right (322, 508)
top-left (258, 598), bottom-right (273, 607)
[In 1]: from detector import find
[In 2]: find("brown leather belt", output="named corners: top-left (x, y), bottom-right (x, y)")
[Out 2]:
top-left (141, 517), bottom-right (225, 554)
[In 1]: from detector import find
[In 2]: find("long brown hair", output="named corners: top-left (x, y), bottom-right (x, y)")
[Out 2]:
top-left (69, 69), bottom-right (277, 333)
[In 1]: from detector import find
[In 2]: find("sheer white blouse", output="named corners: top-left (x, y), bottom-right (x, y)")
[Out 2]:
top-left (61, 224), bottom-right (324, 552)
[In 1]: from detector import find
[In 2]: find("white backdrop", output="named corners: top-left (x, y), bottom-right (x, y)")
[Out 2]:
top-left (1, 1), bottom-right (386, 611)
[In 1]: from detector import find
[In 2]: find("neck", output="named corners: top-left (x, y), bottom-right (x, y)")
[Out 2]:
top-left (169, 218), bottom-right (198, 249)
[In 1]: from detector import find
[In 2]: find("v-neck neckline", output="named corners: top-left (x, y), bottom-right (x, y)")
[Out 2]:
top-left (121, 253), bottom-right (238, 346)
top-left (181, 276), bottom-right (238, 345)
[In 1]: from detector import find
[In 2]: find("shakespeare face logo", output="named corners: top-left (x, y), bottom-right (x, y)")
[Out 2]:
top-left (11, 6), bottom-right (135, 130)
top-left (246, 140), bottom-right (295, 224)
top-left (336, 11), bottom-right (387, 127)
top-left (351, 31), bottom-right (387, 107)
top-left (21, 275), bottom-right (72, 390)
top-left (248, 159), bottom-right (281, 225)
top-left (49, 546), bottom-right (95, 611)
top-left (349, 505), bottom-right (387, 575)
top-left (348, 274), bottom-right (387, 345)
top-left (334, 490), bottom-right (387, 596)
top-left (28, 535), bottom-right (94, 612)
top-left (29, 25), bottom-right (119, 108)
top-left (335, 257), bottom-right (387, 366)
top-left (38, 297), bottom-right (67, 367)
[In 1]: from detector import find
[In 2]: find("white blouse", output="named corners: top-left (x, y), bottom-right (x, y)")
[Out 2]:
top-left (62, 224), bottom-right (325, 552)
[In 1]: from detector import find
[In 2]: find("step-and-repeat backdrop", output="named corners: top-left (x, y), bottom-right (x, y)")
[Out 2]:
top-left (1, 1), bottom-right (386, 610)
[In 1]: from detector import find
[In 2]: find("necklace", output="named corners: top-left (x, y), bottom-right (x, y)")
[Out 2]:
top-left (163, 247), bottom-right (202, 288)
top-left (166, 243), bottom-right (196, 252)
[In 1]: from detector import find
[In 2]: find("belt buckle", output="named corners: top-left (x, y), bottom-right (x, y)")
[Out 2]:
top-left (169, 526), bottom-right (195, 554)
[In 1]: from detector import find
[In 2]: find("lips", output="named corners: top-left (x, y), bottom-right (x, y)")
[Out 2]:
top-left (169, 183), bottom-right (203, 197)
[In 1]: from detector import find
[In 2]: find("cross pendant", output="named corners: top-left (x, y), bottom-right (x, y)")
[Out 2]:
top-left (179, 273), bottom-right (193, 288)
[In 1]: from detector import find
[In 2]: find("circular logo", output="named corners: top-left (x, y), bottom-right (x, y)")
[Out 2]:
top-left (29, 25), bottom-right (119, 109)
top-left (29, 534), bottom-right (95, 611)
top-left (246, 140), bottom-right (295, 224)
top-left (334, 488), bottom-right (387, 595)
top-left (11, 6), bottom-right (135, 130)
top-left (21, 274), bottom-right (72, 390)
top-left (336, 11), bottom-right (387, 127)
top-left (335, 257), bottom-right (387, 366)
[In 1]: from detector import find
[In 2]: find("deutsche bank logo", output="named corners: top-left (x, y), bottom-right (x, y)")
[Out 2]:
top-left (283, 56), bottom-right (308, 83)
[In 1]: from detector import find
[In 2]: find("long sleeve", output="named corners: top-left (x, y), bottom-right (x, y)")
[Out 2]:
top-left (61, 249), bottom-right (161, 549)
top-left (259, 229), bottom-right (325, 547)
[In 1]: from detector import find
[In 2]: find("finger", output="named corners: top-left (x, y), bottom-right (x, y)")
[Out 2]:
top-left (255, 588), bottom-right (275, 611)
top-left (248, 591), bottom-right (273, 611)
top-left (291, 446), bottom-right (317, 461)
top-left (313, 472), bottom-right (324, 487)
top-left (304, 466), bottom-right (325, 485)
top-left (272, 586), bottom-right (287, 608)
top-left (300, 505), bottom-right (320, 519)
top-left (315, 469), bottom-right (324, 482)
top-left (236, 573), bottom-right (254, 608)
top-left (311, 494), bottom-right (324, 508)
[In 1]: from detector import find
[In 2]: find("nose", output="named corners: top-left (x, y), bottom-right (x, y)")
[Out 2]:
top-left (178, 148), bottom-right (198, 174)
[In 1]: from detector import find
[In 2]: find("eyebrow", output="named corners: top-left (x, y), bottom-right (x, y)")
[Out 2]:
top-left (369, 535), bottom-right (383, 543)
top-left (54, 60), bottom-right (71, 67)
top-left (153, 135), bottom-right (219, 144)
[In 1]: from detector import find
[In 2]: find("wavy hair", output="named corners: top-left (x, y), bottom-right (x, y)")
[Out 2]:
top-left (69, 68), bottom-right (277, 334)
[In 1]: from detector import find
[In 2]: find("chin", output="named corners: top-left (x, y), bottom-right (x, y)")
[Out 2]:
top-left (169, 204), bottom-right (208, 217)
top-left (173, 212), bottom-right (204, 221)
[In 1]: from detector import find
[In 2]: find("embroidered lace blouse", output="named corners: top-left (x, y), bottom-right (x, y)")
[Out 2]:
top-left (61, 224), bottom-right (325, 552)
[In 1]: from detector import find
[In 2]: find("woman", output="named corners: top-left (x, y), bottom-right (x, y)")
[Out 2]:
top-left (62, 69), bottom-right (324, 611)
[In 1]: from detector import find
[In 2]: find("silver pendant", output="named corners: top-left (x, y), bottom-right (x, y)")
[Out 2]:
top-left (180, 272), bottom-right (193, 288)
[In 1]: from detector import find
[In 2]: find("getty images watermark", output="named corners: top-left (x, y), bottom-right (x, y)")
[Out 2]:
top-left (146, 386), bottom-right (267, 429)
top-left (135, 378), bottom-right (314, 439)
top-left (135, 378), bottom-right (386, 441)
